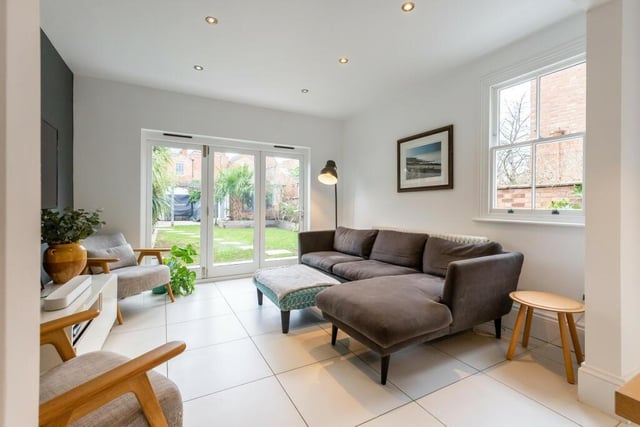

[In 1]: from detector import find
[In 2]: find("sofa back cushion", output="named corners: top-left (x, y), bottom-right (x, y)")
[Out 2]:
top-left (423, 237), bottom-right (503, 277)
top-left (333, 227), bottom-right (379, 257)
top-left (369, 230), bottom-right (429, 269)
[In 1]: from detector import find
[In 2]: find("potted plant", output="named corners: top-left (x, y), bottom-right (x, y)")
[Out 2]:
top-left (41, 208), bottom-right (104, 284)
top-left (153, 244), bottom-right (197, 296)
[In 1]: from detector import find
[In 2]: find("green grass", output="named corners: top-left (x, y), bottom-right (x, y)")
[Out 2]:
top-left (154, 224), bottom-right (298, 264)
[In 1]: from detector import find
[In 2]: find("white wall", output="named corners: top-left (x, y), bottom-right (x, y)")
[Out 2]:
top-left (579, 0), bottom-right (640, 413)
top-left (342, 15), bottom-right (586, 302)
top-left (74, 77), bottom-right (344, 244)
top-left (0, 0), bottom-right (41, 424)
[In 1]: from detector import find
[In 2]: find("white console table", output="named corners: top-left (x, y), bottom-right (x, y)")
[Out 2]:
top-left (40, 274), bottom-right (117, 372)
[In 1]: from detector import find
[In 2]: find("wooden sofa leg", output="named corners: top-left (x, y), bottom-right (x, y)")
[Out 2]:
top-left (494, 318), bottom-right (502, 339)
top-left (331, 325), bottom-right (338, 345)
top-left (381, 355), bottom-right (390, 385)
top-left (165, 283), bottom-right (176, 303)
top-left (116, 304), bottom-right (124, 325)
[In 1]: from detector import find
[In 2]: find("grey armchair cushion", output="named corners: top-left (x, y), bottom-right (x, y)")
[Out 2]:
top-left (333, 227), bottom-right (379, 257)
top-left (114, 264), bottom-right (170, 299)
top-left (86, 244), bottom-right (138, 273)
top-left (40, 351), bottom-right (183, 427)
top-left (369, 230), bottom-right (429, 269)
top-left (423, 237), bottom-right (503, 277)
top-left (300, 251), bottom-right (364, 273)
top-left (84, 232), bottom-right (128, 251)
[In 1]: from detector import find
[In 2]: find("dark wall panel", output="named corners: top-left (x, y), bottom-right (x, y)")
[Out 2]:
top-left (41, 29), bottom-right (73, 210)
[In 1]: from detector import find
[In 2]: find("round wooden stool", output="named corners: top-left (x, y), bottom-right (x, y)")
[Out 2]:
top-left (506, 290), bottom-right (585, 384)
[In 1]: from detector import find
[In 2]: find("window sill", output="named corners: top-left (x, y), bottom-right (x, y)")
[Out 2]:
top-left (473, 216), bottom-right (584, 227)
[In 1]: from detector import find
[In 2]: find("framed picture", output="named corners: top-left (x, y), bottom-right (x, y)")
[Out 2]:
top-left (397, 124), bottom-right (453, 192)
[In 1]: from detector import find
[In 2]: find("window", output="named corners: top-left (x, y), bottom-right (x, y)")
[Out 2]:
top-left (175, 161), bottom-right (185, 176)
top-left (483, 54), bottom-right (585, 225)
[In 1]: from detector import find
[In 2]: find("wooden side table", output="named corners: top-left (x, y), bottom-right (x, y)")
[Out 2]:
top-left (506, 290), bottom-right (585, 384)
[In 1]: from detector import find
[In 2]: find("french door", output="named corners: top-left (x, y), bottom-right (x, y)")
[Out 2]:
top-left (144, 133), bottom-right (306, 279)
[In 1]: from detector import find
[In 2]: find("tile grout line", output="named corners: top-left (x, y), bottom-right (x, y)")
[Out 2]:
top-left (219, 281), bottom-right (311, 426)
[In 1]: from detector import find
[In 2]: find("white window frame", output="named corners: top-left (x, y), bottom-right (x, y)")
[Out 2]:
top-left (477, 39), bottom-right (586, 226)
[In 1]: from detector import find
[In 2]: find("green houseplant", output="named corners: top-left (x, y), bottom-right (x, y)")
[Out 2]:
top-left (153, 244), bottom-right (197, 296)
top-left (41, 208), bottom-right (105, 283)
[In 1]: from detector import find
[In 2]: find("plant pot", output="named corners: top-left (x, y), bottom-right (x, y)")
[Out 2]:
top-left (152, 285), bottom-right (168, 295)
top-left (43, 242), bottom-right (88, 284)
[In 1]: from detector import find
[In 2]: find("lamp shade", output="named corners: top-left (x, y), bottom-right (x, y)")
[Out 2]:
top-left (318, 160), bottom-right (338, 185)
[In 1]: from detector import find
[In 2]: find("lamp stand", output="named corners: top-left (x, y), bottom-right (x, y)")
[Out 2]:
top-left (334, 183), bottom-right (338, 230)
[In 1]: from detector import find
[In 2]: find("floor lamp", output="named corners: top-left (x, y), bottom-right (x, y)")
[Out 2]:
top-left (318, 160), bottom-right (338, 229)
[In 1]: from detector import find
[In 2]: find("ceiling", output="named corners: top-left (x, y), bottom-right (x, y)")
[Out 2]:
top-left (40, 0), bottom-right (584, 120)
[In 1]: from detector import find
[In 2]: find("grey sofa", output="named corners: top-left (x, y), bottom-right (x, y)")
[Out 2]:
top-left (300, 227), bottom-right (524, 384)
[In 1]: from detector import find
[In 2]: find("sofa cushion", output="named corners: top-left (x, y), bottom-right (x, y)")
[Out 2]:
top-left (316, 276), bottom-right (452, 349)
top-left (301, 251), bottom-right (364, 274)
top-left (423, 237), bottom-right (503, 277)
top-left (332, 260), bottom-right (419, 281)
top-left (333, 227), bottom-right (379, 257)
top-left (369, 230), bottom-right (429, 269)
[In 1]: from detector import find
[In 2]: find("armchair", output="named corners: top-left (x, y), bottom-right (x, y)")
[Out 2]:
top-left (39, 309), bottom-right (186, 427)
top-left (83, 232), bottom-right (176, 324)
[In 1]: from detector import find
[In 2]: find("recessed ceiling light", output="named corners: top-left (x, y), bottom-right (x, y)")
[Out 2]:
top-left (193, 65), bottom-right (204, 71)
top-left (401, 2), bottom-right (415, 12)
top-left (301, 88), bottom-right (309, 94)
top-left (205, 16), bottom-right (218, 24)
top-left (338, 57), bottom-right (349, 64)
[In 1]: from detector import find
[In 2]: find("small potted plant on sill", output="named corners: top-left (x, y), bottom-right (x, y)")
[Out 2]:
top-left (41, 208), bottom-right (105, 284)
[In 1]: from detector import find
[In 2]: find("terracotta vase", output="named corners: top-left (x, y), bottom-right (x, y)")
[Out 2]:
top-left (43, 241), bottom-right (88, 284)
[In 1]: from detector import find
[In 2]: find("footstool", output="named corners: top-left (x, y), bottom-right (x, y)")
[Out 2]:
top-left (253, 264), bottom-right (340, 333)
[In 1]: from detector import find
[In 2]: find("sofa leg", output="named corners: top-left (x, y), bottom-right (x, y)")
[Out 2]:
top-left (494, 318), bottom-right (502, 339)
top-left (331, 325), bottom-right (338, 345)
top-left (281, 310), bottom-right (290, 334)
top-left (257, 288), bottom-right (263, 305)
top-left (381, 355), bottom-right (390, 385)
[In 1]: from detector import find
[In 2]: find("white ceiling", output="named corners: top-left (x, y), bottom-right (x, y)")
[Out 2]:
top-left (40, 0), bottom-right (583, 120)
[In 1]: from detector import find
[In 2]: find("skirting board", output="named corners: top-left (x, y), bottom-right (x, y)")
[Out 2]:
top-left (578, 364), bottom-right (626, 416)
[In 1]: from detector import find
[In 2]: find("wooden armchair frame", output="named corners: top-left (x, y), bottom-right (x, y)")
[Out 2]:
top-left (39, 309), bottom-right (186, 427)
top-left (85, 247), bottom-right (175, 325)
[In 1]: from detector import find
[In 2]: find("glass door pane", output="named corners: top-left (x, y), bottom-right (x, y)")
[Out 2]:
top-left (150, 145), bottom-right (203, 273)
top-left (264, 155), bottom-right (301, 263)
top-left (212, 151), bottom-right (256, 269)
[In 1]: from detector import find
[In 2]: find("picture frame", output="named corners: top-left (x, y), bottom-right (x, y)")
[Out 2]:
top-left (397, 124), bottom-right (453, 192)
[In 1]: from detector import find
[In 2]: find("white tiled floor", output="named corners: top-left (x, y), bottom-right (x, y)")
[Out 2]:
top-left (103, 278), bottom-right (621, 427)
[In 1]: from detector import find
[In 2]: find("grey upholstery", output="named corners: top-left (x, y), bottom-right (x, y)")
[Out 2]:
top-left (40, 351), bottom-right (182, 427)
top-left (316, 274), bottom-right (451, 352)
top-left (112, 265), bottom-right (171, 299)
top-left (332, 259), bottom-right (419, 281)
top-left (84, 232), bottom-right (171, 299)
top-left (333, 227), bottom-right (379, 257)
top-left (300, 251), bottom-right (364, 274)
top-left (299, 228), bottom-right (525, 384)
top-left (369, 230), bottom-right (429, 269)
top-left (423, 237), bottom-right (503, 277)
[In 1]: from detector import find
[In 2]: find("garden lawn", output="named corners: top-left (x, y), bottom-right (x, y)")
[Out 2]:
top-left (154, 224), bottom-right (298, 264)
